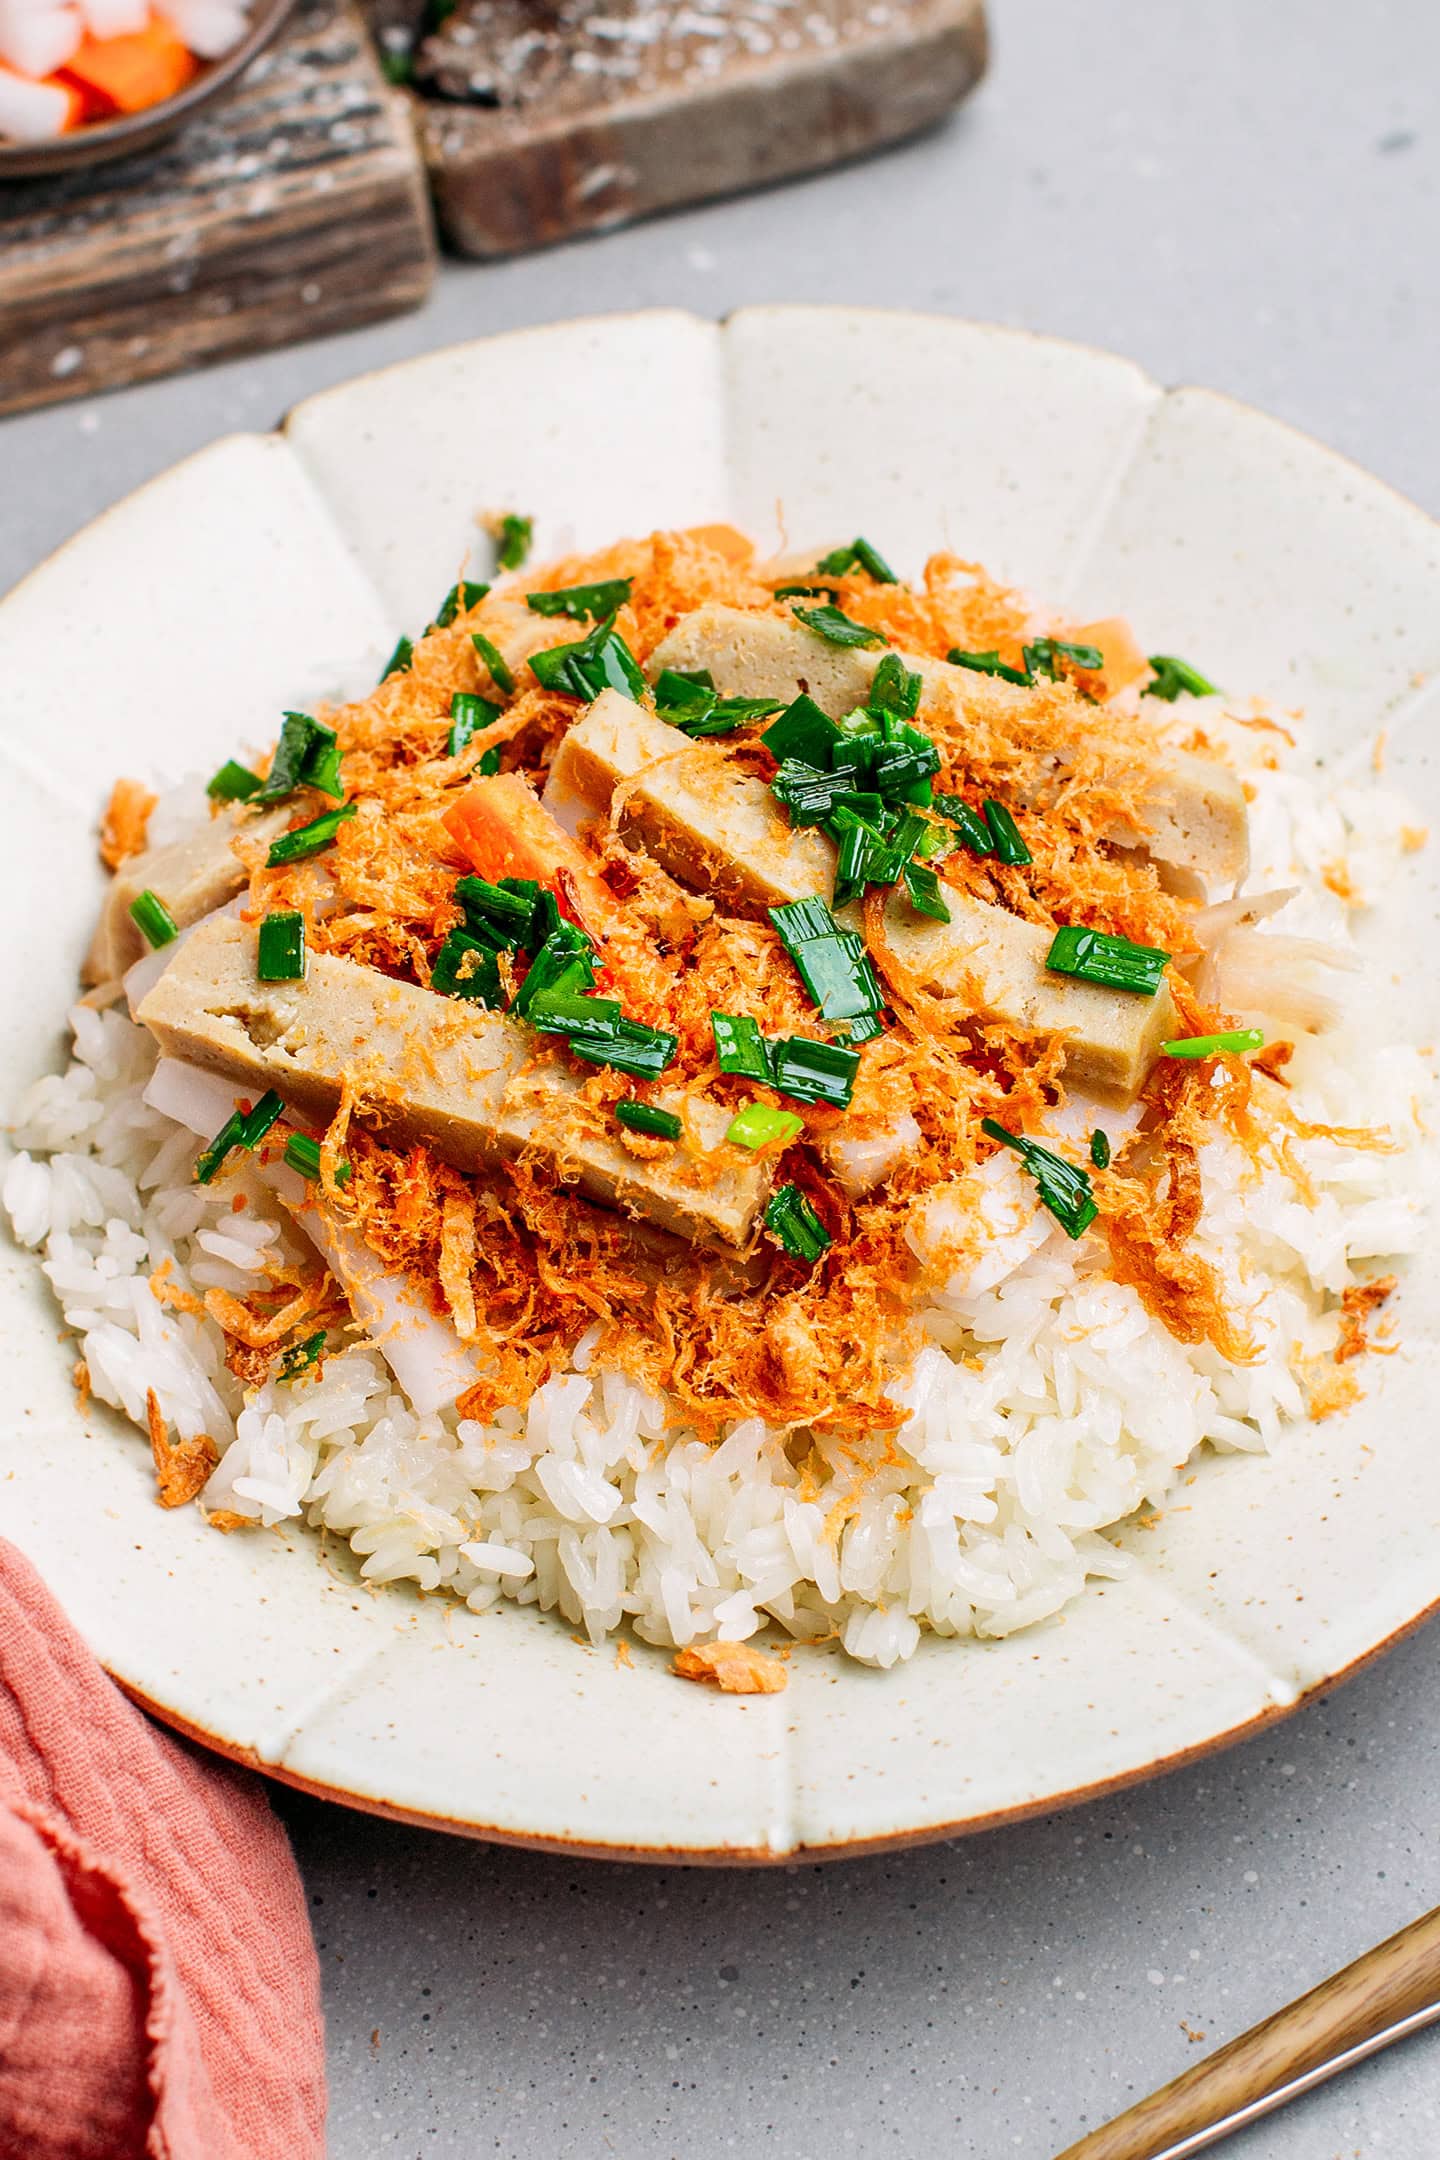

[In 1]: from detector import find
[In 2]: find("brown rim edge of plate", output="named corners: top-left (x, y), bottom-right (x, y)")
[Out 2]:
top-left (115, 1585), bottom-right (1440, 1867)
top-left (0, 0), bottom-right (298, 181)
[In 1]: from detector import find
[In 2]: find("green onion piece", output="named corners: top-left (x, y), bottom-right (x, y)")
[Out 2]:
top-left (241, 1091), bottom-right (285, 1148)
top-left (870, 736), bottom-right (940, 803)
top-left (477, 747), bottom-right (501, 775)
top-left (567, 1015), bottom-right (679, 1080)
top-left (266, 800), bottom-right (358, 867)
top-left (1046, 925), bottom-right (1170, 997)
top-left (769, 899), bottom-right (883, 1022)
top-left (1146, 654), bottom-right (1220, 703)
top-left (277, 1329), bottom-right (326, 1383)
top-left (1089, 1128), bottom-right (1110, 1170)
top-left (869, 652), bottom-right (922, 719)
top-left (206, 759), bottom-right (261, 803)
top-left (194, 1089), bottom-right (284, 1185)
top-left (257, 909), bottom-right (305, 983)
top-left (528, 615), bottom-right (646, 703)
top-left (772, 759), bottom-right (856, 826)
top-left (684, 696), bottom-right (785, 737)
top-left (431, 928), bottom-right (504, 1004)
top-left (1160, 1029), bottom-right (1265, 1060)
top-left (251, 712), bottom-right (341, 806)
top-left (792, 603), bottom-right (886, 649)
top-left (947, 647), bottom-right (1030, 685)
top-left (128, 889), bottom-right (178, 950)
top-left (454, 873), bottom-right (535, 944)
top-left (194, 1110), bottom-right (247, 1185)
top-left (1023, 636), bottom-right (1104, 680)
top-left (761, 693), bottom-right (843, 768)
top-left (471, 632), bottom-right (516, 696)
top-left (379, 47), bottom-right (413, 84)
top-left (982, 800), bottom-right (1032, 866)
top-left (815, 538), bottom-right (898, 584)
top-left (653, 667), bottom-right (717, 725)
top-left (496, 513), bottom-right (533, 571)
top-left (773, 583), bottom-right (842, 601)
top-left (830, 809), bottom-right (890, 909)
top-left (381, 635), bottom-right (414, 682)
top-left (726, 1102), bottom-right (805, 1152)
top-left (902, 860), bottom-right (951, 922)
top-left (763, 1182), bottom-right (832, 1264)
top-left (833, 1010), bottom-right (886, 1046)
top-left (526, 577), bottom-right (633, 621)
top-left (447, 690), bottom-right (501, 756)
top-left (283, 1132), bottom-right (352, 1186)
top-left (711, 1012), bottom-right (774, 1083)
top-left (934, 794), bottom-right (994, 856)
top-left (509, 929), bottom-right (597, 1019)
top-left (614, 1099), bottom-right (682, 1141)
top-left (434, 580), bottom-right (489, 629)
top-left (767, 1036), bottom-right (860, 1109)
top-left (981, 1118), bottom-right (1098, 1241)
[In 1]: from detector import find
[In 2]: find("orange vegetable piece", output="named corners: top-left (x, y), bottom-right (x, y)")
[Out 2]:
top-left (63, 16), bottom-right (198, 117)
top-left (1069, 617), bottom-right (1151, 699)
top-left (37, 75), bottom-right (88, 130)
top-left (678, 524), bottom-right (755, 567)
top-left (443, 774), bottom-right (623, 945)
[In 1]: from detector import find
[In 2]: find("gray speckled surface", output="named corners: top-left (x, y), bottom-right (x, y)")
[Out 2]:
top-left (3, 0), bottom-right (1438, 2152)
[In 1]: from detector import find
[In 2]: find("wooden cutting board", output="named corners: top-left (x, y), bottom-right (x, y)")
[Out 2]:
top-left (410, 0), bottom-right (988, 258)
top-left (0, 0), bottom-right (436, 419)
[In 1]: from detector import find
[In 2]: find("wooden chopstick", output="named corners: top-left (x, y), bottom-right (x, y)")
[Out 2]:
top-left (1054, 1904), bottom-right (1440, 2160)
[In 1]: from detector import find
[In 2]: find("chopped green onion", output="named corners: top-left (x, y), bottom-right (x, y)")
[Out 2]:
top-left (277, 1329), bottom-right (326, 1383)
top-left (726, 1102), bottom-right (805, 1152)
top-left (763, 1182), bottom-right (832, 1264)
top-left (981, 1118), bottom-right (1097, 1241)
top-left (128, 889), bottom-right (178, 949)
top-left (947, 647), bottom-right (1029, 685)
top-left (381, 635), bottom-right (414, 682)
top-left (477, 747), bottom-right (501, 775)
top-left (1046, 925), bottom-right (1170, 997)
top-left (496, 513), bottom-right (533, 571)
top-left (194, 1089), bottom-right (284, 1186)
top-left (266, 800), bottom-right (358, 866)
top-left (206, 759), bottom-right (261, 803)
top-left (772, 759), bottom-right (857, 826)
top-left (683, 695), bottom-right (784, 737)
top-left (654, 669), bottom-right (782, 736)
top-left (447, 690), bottom-right (501, 756)
top-left (792, 603), bottom-right (887, 649)
top-left (711, 1011), bottom-right (774, 1083)
top-left (830, 809), bottom-right (891, 909)
top-left (433, 580), bottom-right (489, 629)
top-left (431, 927), bottom-right (504, 1004)
top-left (1160, 1029), bottom-right (1265, 1060)
top-left (455, 874), bottom-right (536, 944)
top-left (194, 1110), bottom-right (247, 1185)
top-left (1089, 1128), bottom-right (1110, 1170)
top-left (379, 47), bottom-right (413, 84)
top-left (982, 800), bottom-right (1031, 866)
top-left (761, 693), bottom-right (843, 768)
top-left (773, 583), bottom-right (842, 601)
top-left (529, 615), bottom-right (646, 703)
top-left (766, 1036), bottom-right (859, 1109)
top-left (934, 794), bottom-right (994, 856)
top-left (614, 1099), bottom-right (682, 1141)
top-left (242, 1091), bottom-right (285, 1148)
top-left (471, 632), bottom-right (516, 696)
top-left (257, 910), bottom-right (305, 983)
top-left (869, 735), bottom-right (940, 803)
top-left (1023, 636), bottom-right (1103, 680)
top-left (251, 712), bottom-right (343, 806)
top-left (1146, 654), bottom-right (1220, 703)
top-left (833, 1010), bottom-right (886, 1046)
top-left (283, 1132), bottom-right (352, 1186)
top-left (509, 929), bottom-right (596, 1018)
top-left (566, 1015), bottom-right (679, 1080)
top-left (869, 652), bottom-right (922, 718)
top-left (815, 537), bottom-right (898, 584)
top-left (526, 577), bottom-right (633, 621)
top-left (902, 860), bottom-right (951, 922)
top-left (769, 899), bottom-right (883, 1022)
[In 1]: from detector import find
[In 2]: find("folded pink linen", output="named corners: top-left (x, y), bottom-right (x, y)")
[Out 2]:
top-left (0, 1537), bottom-right (325, 2158)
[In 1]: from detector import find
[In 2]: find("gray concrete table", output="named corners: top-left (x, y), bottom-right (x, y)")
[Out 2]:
top-left (3, 1), bottom-right (1437, 2152)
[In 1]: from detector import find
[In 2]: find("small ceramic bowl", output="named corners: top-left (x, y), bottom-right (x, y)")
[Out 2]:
top-left (0, 0), bottom-right (296, 181)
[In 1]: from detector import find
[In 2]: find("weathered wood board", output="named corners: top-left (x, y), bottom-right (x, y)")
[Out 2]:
top-left (411, 0), bottom-right (988, 259)
top-left (0, 0), bottom-right (436, 419)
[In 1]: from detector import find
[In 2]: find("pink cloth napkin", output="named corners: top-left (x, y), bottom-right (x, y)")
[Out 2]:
top-left (0, 1538), bottom-right (326, 2159)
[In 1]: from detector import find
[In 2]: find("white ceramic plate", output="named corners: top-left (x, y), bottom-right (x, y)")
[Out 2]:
top-left (4, 309), bottom-right (1440, 1862)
